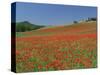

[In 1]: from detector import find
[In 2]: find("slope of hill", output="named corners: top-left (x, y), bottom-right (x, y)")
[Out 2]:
top-left (16, 21), bottom-right (45, 32)
top-left (16, 21), bottom-right (97, 72)
top-left (16, 21), bottom-right (96, 37)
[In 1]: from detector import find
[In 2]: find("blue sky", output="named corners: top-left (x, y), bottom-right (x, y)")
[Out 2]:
top-left (16, 2), bottom-right (97, 26)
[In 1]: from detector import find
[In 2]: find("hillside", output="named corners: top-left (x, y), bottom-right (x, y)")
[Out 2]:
top-left (38, 21), bottom-right (96, 34)
top-left (16, 21), bottom-right (45, 32)
top-left (16, 21), bottom-right (96, 37)
top-left (16, 21), bottom-right (97, 72)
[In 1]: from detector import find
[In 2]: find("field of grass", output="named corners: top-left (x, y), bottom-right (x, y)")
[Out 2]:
top-left (16, 21), bottom-right (97, 72)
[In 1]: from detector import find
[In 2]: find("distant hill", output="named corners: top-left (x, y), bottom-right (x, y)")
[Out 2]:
top-left (16, 21), bottom-right (45, 32)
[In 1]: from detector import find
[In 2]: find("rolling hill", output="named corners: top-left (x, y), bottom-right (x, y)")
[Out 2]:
top-left (16, 21), bottom-right (97, 72)
top-left (16, 21), bottom-right (97, 37)
top-left (16, 21), bottom-right (45, 32)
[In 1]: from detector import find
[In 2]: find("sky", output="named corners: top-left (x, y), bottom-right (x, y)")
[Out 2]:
top-left (15, 2), bottom-right (97, 26)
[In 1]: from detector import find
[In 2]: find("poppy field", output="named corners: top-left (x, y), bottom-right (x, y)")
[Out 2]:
top-left (16, 21), bottom-right (97, 72)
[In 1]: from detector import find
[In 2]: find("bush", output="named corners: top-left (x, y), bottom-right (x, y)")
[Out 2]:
top-left (73, 21), bottom-right (78, 24)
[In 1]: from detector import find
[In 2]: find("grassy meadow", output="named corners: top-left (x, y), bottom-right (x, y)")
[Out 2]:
top-left (16, 21), bottom-right (97, 72)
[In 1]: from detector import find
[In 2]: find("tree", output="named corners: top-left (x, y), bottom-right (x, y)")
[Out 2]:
top-left (86, 17), bottom-right (97, 22)
top-left (73, 21), bottom-right (78, 24)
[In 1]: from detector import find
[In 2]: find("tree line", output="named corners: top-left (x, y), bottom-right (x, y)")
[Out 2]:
top-left (73, 17), bottom-right (97, 24)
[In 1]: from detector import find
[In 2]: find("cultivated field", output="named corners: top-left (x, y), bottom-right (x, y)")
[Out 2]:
top-left (16, 21), bottom-right (97, 72)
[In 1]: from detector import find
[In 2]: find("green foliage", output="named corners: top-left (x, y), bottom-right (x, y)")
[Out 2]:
top-left (73, 21), bottom-right (78, 24)
top-left (16, 21), bottom-right (45, 32)
top-left (33, 64), bottom-right (39, 72)
top-left (28, 57), bottom-right (37, 62)
top-left (87, 17), bottom-right (97, 21)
